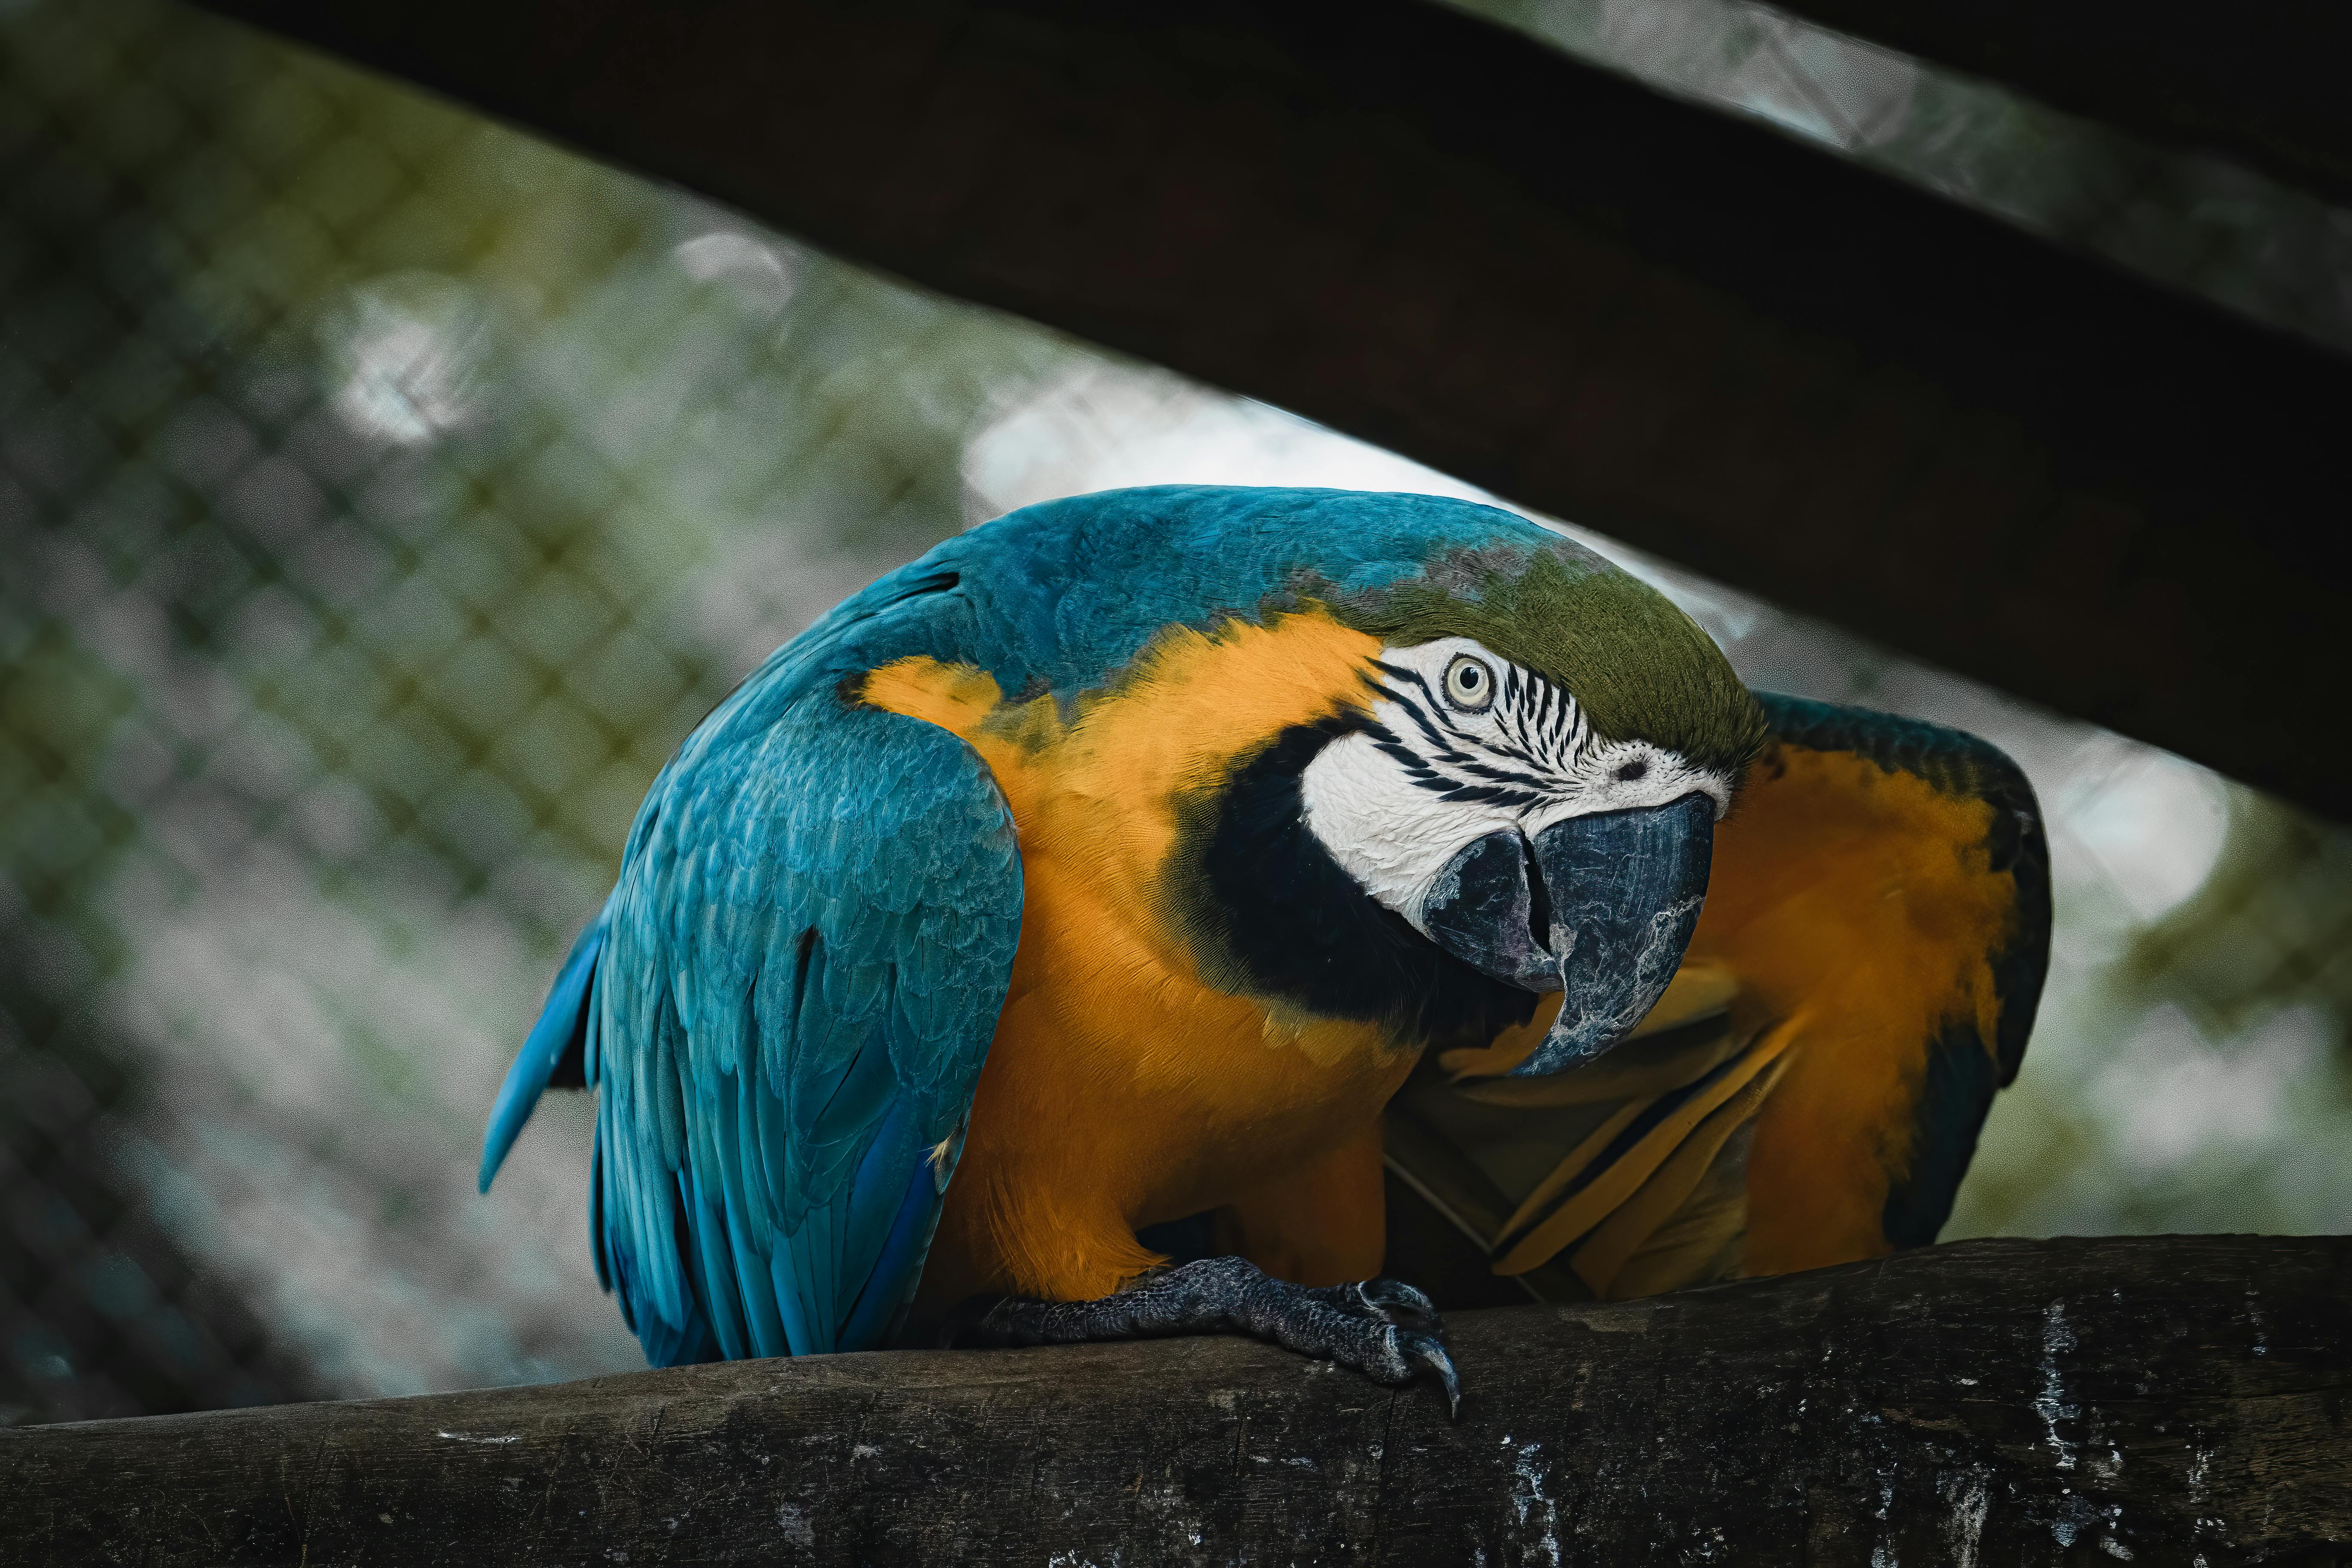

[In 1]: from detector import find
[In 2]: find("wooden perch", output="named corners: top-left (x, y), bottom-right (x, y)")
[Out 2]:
top-left (4, 1235), bottom-right (2346, 1564)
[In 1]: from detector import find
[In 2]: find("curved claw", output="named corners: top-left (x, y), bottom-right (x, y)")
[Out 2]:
top-left (1314, 1277), bottom-right (1444, 1335)
top-left (1388, 1327), bottom-right (1461, 1420)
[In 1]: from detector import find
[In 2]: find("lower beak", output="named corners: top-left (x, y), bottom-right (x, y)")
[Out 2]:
top-left (1417, 793), bottom-right (1714, 1076)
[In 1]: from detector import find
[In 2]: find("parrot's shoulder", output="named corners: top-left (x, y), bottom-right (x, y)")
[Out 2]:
top-left (1749, 692), bottom-right (2048, 1085)
top-left (547, 556), bottom-right (1025, 1364)
top-left (1731, 695), bottom-right (2052, 1256)
top-left (1753, 695), bottom-right (2040, 854)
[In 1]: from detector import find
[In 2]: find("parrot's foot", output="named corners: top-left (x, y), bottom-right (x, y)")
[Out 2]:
top-left (944, 1255), bottom-right (1461, 1417)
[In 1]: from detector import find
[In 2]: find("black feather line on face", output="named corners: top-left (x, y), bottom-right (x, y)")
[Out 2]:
top-left (1165, 715), bottom-right (1536, 1050)
top-left (1373, 742), bottom-right (1446, 782)
top-left (1381, 688), bottom-right (1481, 767)
top-left (1467, 702), bottom-right (1545, 773)
top-left (1434, 755), bottom-right (1552, 790)
top-left (1376, 652), bottom-right (1589, 788)
top-left (1374, 703), bottom-right (1555, 796)
top-left (1432, 783), bottom-right (1545, 808)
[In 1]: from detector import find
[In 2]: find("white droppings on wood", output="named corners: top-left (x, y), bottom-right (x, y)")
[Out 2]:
top-left (775, 1503), bottom-right (814, 1548)
top-left (1940, 1470), bottom-right (1989, 1568)
top-left (2049, 1492), bottom-right (2111, 1548)
top-left (2033, 1302), bottom-right (2079, 1470)
top-left (1507, 1440), bottom-right (1562, 1567)
top-left (433, 1430), bottom-right (520, 1445)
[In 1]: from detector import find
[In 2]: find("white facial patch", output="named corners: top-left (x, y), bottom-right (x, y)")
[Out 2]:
top-left (1298, 638), bottom-right (1733, 931)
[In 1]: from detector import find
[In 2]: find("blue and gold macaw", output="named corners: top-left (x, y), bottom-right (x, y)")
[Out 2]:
top-left (479, 487), bottom-right (2047, 1407)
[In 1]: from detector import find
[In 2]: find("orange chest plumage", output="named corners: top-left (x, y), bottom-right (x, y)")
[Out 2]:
top-left (862, 610), bottom-right (1420, 1301)
top-left (862, 622), bottom-right (2039, 1310)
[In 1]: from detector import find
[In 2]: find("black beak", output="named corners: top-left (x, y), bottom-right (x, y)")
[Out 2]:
top-left (1418, 793), bottom-right (1714, 1076)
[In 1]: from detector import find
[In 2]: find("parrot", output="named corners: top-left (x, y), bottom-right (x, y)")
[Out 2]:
top-left (478, 486), bottom-right (2048, 1409)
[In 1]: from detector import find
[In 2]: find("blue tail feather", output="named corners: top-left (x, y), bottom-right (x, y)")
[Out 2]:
top-left (479, 914), bottom-right (606, 1193)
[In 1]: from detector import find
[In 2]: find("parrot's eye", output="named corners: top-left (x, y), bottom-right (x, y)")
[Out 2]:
top-left (1443, 654), bottom-right (1495, 712)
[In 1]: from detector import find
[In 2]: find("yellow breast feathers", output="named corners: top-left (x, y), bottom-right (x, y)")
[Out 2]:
top-left (861, 608), bottom-right (1420, 1300)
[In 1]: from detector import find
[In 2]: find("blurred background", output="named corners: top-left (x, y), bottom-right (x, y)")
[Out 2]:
top-left (3, 0), bottom-right (2348, 1425)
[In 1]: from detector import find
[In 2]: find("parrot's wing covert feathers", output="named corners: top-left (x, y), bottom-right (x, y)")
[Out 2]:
top-left (485, 649), bottom-right (1022, 1364)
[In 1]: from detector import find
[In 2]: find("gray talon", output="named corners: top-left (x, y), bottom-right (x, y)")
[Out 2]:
top-left (1361, 1277), bottom-right (1443, 1333)
top-left (1306, 1276), bottom-right (1443, 1334)
top-left (949, 1256), bottom-right (1461, 1415)
top-left (1400, 1329), bottom-right (1462, 1420)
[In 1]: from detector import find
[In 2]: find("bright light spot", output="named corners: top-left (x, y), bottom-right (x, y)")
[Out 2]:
top-left (672, 232), bottom-right (796, 314)
top-left (962, 366), bottom-right (1492, 519)
top-left (324, 273), bottom-right (487, 445)
top-left (2095, 1005), bottom-right (2323, 1170)
top-left (2061, 747), bottom-right (2230, 922)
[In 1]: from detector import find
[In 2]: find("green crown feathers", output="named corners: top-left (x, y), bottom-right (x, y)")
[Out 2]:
top-left (1310, 540), bottom-right (1765, 778)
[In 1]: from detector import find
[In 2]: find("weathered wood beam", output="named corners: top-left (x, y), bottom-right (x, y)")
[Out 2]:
top-left (1762, 0), bottom-right (2352, 209)
top-left (189, 0), bottom-right (2352, 817)
top-left (5, 1236), bottom-right (2348, 1564)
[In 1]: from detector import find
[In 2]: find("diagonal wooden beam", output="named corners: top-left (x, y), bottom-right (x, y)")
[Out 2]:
top-left (1763, 0), bottom-right (2352, 210)
top-left (7, 1236), bottom-right (2348, 1564)
top-left (193, 0), bottom-right (2352, 816)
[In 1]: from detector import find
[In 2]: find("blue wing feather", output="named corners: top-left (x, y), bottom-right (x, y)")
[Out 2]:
top-left (479, 914), bottom-right (604, 1193)
top-left (483, 579), bottom-right (1023, 1365)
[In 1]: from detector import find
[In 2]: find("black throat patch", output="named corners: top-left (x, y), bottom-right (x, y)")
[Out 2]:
top-left (1164, 716), bottom-right (1537, 1051)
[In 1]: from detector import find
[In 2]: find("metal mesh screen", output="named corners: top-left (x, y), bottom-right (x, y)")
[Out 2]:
top-left (4, 0), bottom-right (2348, 1423)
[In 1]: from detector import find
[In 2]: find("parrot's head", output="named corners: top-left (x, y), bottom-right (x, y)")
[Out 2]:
top-left (1289, 534), bottom-right (1764, 1076)
top-left (959, 485), bottom-right (1763, 1077)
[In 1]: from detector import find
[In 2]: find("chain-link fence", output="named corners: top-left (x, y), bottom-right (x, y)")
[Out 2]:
top-left (5, 0), bottom-right (2349, 1425)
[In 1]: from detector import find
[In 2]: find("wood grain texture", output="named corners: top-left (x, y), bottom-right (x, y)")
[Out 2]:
top-left (183, 0), bottom-right (2352, 821)
top-left (4, 1235), bottom-right (2346, 1565)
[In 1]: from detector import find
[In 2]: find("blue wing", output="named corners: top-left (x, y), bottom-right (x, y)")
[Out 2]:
top-left (482, 645), bottom-right (1022, 1364)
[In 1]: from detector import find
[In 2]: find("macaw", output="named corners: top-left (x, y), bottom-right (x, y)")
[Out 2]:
top-left (479, 486), bottom-right (2047, 1409)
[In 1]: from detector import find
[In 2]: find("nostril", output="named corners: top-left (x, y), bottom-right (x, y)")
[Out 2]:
top-left (1517, 832), bottom-right (1553, 951)
top-left (1616, 759), bottom-right (1648, 782)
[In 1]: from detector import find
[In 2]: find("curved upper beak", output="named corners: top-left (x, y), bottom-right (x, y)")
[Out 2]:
top-left (1417, 792), bottom-right (1714, 1076)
